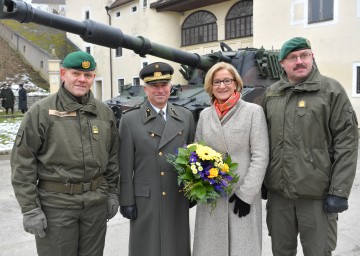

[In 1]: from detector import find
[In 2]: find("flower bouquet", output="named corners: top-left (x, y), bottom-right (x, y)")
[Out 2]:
top-left (167, 142), bottom-right (239, 211)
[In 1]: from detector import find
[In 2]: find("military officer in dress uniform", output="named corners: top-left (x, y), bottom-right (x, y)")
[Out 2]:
top-left (118, 62), bottom-right (196, 256)
top-left (11, 51), bottom-right (120, 256)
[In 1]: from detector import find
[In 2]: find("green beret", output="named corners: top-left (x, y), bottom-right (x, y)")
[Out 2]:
top-left (278, 37), bottom-right (311, 61)
top-left (139, 62), bottom-right (174, 84)
top-left (62, 51), bottom-right (96, 71)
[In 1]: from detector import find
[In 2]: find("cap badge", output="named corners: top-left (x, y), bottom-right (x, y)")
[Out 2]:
top-left (154, 71), bottom-right (162, 77)
top-left (155, 64), bottom-right (159, 69)
top-left (82, 60), bottom-right (91, 69)
top-left (306, 39), bottom-right (311, 48)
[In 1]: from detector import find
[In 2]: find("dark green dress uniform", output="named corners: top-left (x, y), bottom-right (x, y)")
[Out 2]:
top-left (119, 100), bottom-right (195, 256)
top-left (11, 84), bottom-right (119, 255)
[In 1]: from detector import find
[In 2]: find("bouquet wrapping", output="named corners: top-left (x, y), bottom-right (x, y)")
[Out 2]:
top-left (167, 142), bottom-right (239, 211)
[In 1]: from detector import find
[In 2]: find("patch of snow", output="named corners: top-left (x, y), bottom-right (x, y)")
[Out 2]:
top-left (0, 118), bottom-right (21, 151)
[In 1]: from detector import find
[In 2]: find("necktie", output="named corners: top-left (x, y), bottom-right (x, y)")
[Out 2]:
top-left (158, 109), bottom-right (165, 123)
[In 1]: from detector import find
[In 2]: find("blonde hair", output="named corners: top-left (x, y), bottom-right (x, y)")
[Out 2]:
top-left (204, 62), bottom-right (243, 102)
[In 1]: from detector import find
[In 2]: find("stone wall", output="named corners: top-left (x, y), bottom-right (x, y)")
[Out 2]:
top-left (12, 95), bottom-right (48, 111)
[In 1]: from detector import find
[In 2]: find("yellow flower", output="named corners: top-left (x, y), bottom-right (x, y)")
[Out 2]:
top-left (196, 145), bottom-right (221, 161)
top-left (208, 168), bottom-right (219, 179)
top-left (221, 163), bottom-right (229, 173)
top-left (187, 143), bottom-right (196, 148)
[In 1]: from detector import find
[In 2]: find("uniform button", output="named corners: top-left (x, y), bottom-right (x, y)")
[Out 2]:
top-left (162, 192), bottom-right (166, 196)
top-left (159, 152), bottom-right (163, 156)
top-left (151, 133), bottom-right (155, 137)
top-left (178, 131), bottom-right (182, 135)
top-left (161, 172), bottom-right (165, 176)
top-left (338, 189), bottom-right (343, 193)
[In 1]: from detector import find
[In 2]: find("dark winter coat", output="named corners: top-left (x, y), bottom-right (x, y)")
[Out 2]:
top-left (18, 87), bottom-right (28, 111)
top-left (0, 88), bottom-right (5, 108)
top-left (2, 87), bottom-right (15, 109)
top-left (119, 100), bottom-right (195, 256)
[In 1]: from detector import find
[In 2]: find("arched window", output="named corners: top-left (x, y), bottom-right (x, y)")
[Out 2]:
top-left (182, 11), bottom-right (217, 46)
top-left (225, 0), bottom-right (253, 40)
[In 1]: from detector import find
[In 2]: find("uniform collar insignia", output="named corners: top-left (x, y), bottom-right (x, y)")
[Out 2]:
top-left (146, 108), bottom-right (152, 118)
top-left (170, 107), bottom-right (178, 116)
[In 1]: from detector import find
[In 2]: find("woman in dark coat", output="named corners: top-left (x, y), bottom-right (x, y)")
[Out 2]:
top-left (18, 83), bottom-right (28, 113)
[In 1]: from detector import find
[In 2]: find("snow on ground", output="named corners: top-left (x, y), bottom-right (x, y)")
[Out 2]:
top-left (0, 82), bottom-right (49, 152)
top-left (0, 117), bottom-right (21, 151)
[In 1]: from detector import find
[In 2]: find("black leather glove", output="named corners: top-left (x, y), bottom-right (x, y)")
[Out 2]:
top-left (324, 195), bottom-right (348, 213)
top-left (120, 205), bottom-right (137, 220)
top-left (189, 200), bottom-right (197, 209)
top-left (261, 183), bottom-right (268, 200)
top-left (229, 193), bottom-right (250, 218)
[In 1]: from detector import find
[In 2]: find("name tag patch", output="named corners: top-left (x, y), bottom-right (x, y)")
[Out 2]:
top-left (49, 109), bottom-right (77, 117)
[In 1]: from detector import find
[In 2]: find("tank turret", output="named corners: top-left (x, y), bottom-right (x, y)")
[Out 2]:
top-left (0, 0), bottom-right (281, 123)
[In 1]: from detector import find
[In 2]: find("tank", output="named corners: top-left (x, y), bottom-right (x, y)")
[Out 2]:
top-left (0, 0), bottom-right (281, 124)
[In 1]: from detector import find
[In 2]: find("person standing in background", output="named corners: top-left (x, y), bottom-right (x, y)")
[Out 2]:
top-left (0, 83), bottom-right (6, 110)
top-left (18, 83), bottom-right (28, 114)
top-left (3, 84), bottom-right (15, 114)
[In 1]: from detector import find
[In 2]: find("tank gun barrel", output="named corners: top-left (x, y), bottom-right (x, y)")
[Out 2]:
top-left (0, 0), bottom-right (230, 71)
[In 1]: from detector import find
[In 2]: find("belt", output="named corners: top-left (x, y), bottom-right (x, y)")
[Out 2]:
top-left (38, 176), bottom-right (103, 194)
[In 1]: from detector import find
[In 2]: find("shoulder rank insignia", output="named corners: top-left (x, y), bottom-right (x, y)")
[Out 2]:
top-left (122, 105), bottom-right (140, 114)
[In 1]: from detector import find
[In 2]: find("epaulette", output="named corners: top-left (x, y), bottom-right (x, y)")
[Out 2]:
top-left (122, 105), bottom-right (140, 114)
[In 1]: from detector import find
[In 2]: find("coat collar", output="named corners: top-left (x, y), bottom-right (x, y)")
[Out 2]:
top-left (140, 100), bottom-right (184, 124)
top-left (276, 66), bottom-right (321, 93)
top-left (58, 84), bottom-right (98, 116)
top-left (141, 100), bottom-right (185, 149)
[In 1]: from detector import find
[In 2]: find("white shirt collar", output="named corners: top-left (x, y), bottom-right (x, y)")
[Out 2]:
top-left (150, 103), bottom-right (167, 121)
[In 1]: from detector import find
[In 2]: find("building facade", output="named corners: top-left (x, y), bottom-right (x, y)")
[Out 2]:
top-left (2, 0), bottom-right (355, 118)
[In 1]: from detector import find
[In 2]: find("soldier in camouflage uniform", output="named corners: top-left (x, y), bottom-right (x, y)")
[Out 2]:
top-left (11, 51), bottom-right (120, 256)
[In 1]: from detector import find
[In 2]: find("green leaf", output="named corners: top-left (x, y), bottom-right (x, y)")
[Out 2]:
top-left (180, 172), bottom-right (193, 181)
top-left (177, 147), bottom-right (188, 157)
top-left (187, 144), bottom-right (197, 152)
top-left (204, 183), bottom-right (214, 192)
top-left (225, 155), bottom-right (233, 164)
top-left (175, 156), bottom-right (188, 165)
top-left (190, 182), bottom-right (207, 199)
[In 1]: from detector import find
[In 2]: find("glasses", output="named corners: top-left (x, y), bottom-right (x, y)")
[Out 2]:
top-left (284, 53), bottom-right (312, 62)
top-left (212, 78), bottom-right (234, 86)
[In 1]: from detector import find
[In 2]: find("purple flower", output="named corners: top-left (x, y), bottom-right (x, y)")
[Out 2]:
top-left (220, 179), bottom-right (228, 187)
top-left (225, 175), bottom-right (233, 181)
top-left (189, 152), bottom-right (197, 163)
